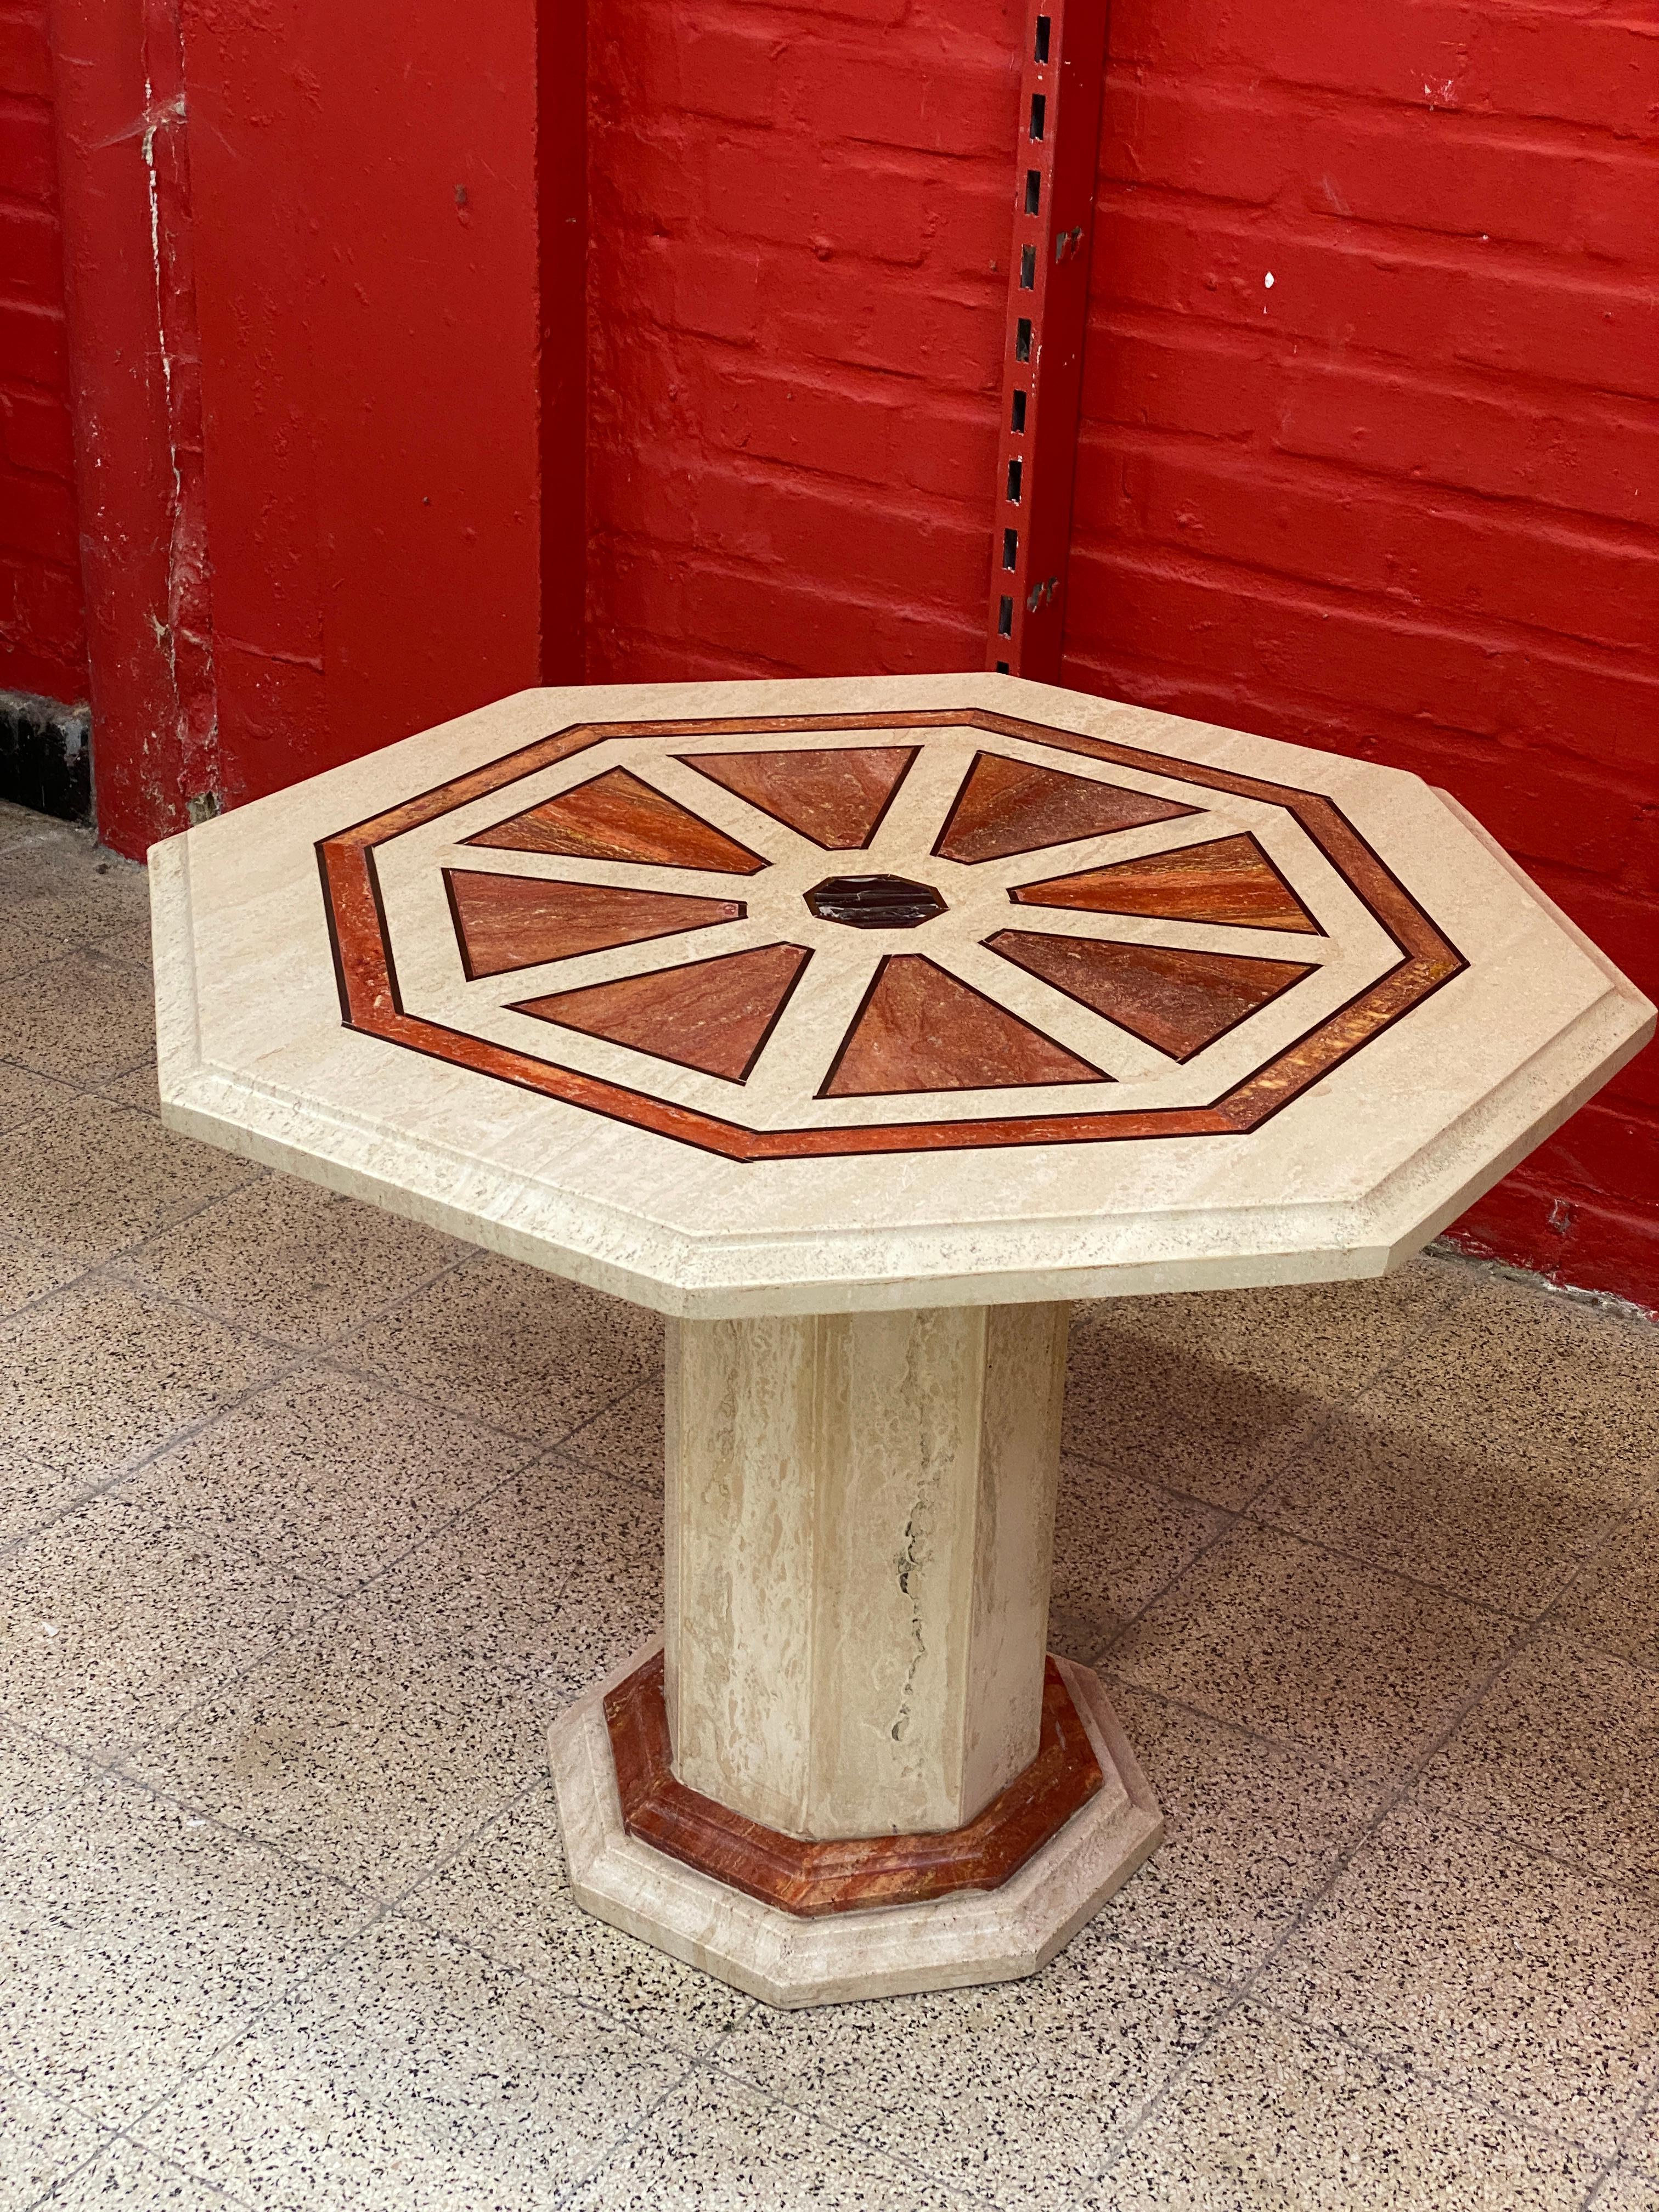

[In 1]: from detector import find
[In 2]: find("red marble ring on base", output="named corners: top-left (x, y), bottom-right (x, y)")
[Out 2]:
top-left (603, 1651), bottom-right (1105, 1919)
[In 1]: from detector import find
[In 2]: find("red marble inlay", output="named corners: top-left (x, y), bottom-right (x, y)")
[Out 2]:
top-left (986, 931), bottom-right (1316, 1063)
top-left (605, 1650), bottom-right (1105, 1917)
top-left (514, 941), bottom-right (811, 1082)
top-left (468, 767), bottom-right (766, 874)
top-left (317, 706), bottom-right (1465, 1159)
top-left (444, 870), bottom-right (743, 981)
top-left (1013, 831), bottom-right (1320, 934)
top-left (680, 745), bottom-right (918, 850)
top-left (934, 749), bottom-right (1199, 864)
top-left (821, 954), bottom-right (1105, 1096)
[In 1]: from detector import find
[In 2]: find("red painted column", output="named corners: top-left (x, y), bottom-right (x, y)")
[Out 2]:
top-left (49, 0), bottom-right (578, 859)
top-left (48, 0), bottom-right (215, 851)
top-left (177, 0), bottom-right (546, 822)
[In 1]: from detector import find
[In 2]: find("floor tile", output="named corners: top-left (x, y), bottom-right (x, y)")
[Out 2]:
top-left (401, 1785), bottom-right (754, 2049)
top-left (1257, 1799), bottom-right (1659, 2154)
top-left (556, 1374), bottom-right (664, 1486)
top-left (1091, 2005), bottom-right (1604, 2211)
top-left (1370, 1276), bottom-right (1658, 1491)
top-left (1063, 1260), bottom-right (1470, 1510)
top-left (1251, 1280), bottom-right (1657, 1617)
top-left (1420, 1634), bottom-right (1659, 1901)
top-left (131, 1917), bottom-right (688, 2211)
top-left (0, 1092), bottom-right (261, 1265)
top-left (0, 1717), bottom-right (92, 1841)
top-left (340, 1253), bottom-right (663, 1442)
top-left (0, 1771), bottom-right (374, 2131)
top-left (1048, 1459), bottom-right (1228, 1664)
top-left (531, 1463), bottom-right (663, 1712)
top-left (0, 1226), bottom-right (86, 1321)
top-left (0, 817), bottom-right (151, 972)
top-left (0, 2069), bottom-right (110, 2211)
top-left (1596, 2170), bottom-right (1659, 2212)
top-left (716, 1924), bottom-right (1228, 2209)
top-left (30, 2140), bottom-right (250, 2208)
top-left (0, 1368), bottom-right (538, 1752)
top-left (1099, 1684), bottom-right (1385, 1985)
top-left (113, 1178), bottom-right (465, 1350)
top-left (0, 1277), bottom-right (289, 1545)
top-left (0, 948), bottom-right (155, 1085)
top-left (131, 1468), bottom-right (660, 1895)
top-left (566, 2067), bottom-right (974, 2210)
top-left (1553, 1503), bottom-right (1659, 1673)
top-left (1108, 1521), bottom-right (1513, 1777)
top-left (0, 1057), bottom-right (76, 1136)
top-left (1251, 1402), bottom-right (1630, 1622)
top-left (94, 1062), bottom-right (161, 1115)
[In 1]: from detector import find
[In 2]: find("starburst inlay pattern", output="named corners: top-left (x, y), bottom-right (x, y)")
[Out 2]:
top-left (317, 709), bottom-right (1465, 1159)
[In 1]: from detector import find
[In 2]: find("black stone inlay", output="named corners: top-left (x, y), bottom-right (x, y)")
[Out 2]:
top-left (805, 874), bottom-right (947, 929)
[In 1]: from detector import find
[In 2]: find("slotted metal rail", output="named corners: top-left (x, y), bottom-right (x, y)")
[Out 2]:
top-left (984, 0), bottom-right (1109, 680)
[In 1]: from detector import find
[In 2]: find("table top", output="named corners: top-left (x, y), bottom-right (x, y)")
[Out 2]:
top-left (152, 673), bottom-right (1653, 1316)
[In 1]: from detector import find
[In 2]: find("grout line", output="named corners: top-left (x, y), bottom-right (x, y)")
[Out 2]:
top-left (0, 1340), bottom-right (311, 1566)
top-left (690, 2050), bottom-right (1007, 2211)
top-left (1085, 1592), bottom-right (1576, 2189)
top-left (21, 2129), bottom-right (250, 2212)
top-left (0, 1150), bottom-right (272, 1329)
top-left (541, 2055), bottom-right (710, 2209)
top-left (1069, 1274), bottom-right (1490, 1673)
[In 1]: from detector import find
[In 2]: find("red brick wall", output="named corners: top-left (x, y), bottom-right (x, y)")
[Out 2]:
top-left (0, 0), bottom-right (87, 703)
top-left (585, 0), bottom-right (1658, 1306)
top-left (585, 0), bottom-right (1022, 682)
top-left (1066, 0), bottom-right (1659, 1304)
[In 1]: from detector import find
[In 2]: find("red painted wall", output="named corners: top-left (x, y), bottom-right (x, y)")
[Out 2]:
top-left (17, 0), bottom-right (1659, 1302)
top-left (0, 0), bottom-right (88, 703)
top-left (1065, 0), bottom-right (1659, 1305)
top-left (585, 0), bottom-right (1657, 1306)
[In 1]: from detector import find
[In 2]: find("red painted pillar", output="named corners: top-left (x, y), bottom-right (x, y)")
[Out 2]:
top-left (48, 0), bottom-right (216, 853)
top-left (49, 0), bottom-right (583, 860)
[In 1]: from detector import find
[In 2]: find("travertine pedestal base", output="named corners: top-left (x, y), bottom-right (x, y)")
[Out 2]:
top-left (549, 1641), bottom-right (1163, 2008)
top-left (550, 1302), bottom-right (1164, 2005)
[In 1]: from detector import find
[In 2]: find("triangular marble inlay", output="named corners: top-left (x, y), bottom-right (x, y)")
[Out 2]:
top-left (445, 870), bottom-right (743, 980)
top-left (986, 931), bottom-right (1316, 1062)
top-left (934, 751), bottom-right (1200, 864)
top-left (514, 942), bottom-right (811, 1082)
top-left (1013, 832), bottom-right (1321, 934)
top-left (679, 747), bottom-right (918, 849)
top-left (469, 769), bottom-right (766, 875)
top-left (821, 956), bottom-right (1106, 1096)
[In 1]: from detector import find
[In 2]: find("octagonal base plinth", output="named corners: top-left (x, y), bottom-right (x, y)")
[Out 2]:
top-left (548, 1642), bottom-right (1163, 2009)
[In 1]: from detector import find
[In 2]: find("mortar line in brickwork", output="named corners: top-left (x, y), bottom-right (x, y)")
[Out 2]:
top-left (983, 0), bottom-right (1108, 682)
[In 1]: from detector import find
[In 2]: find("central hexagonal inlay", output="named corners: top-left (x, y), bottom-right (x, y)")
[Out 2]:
top-left (805, 873), bottom-right (947, 929)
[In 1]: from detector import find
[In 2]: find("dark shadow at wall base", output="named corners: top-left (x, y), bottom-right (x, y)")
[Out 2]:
top-left (0, 690), bottom-right (93, 824)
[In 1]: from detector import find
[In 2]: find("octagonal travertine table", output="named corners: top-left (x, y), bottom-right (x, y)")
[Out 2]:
top-left (151, 673), bottom-right (1654, 2007)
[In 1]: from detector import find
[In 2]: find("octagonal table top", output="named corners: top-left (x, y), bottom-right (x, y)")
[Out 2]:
top-left (151, 673), bottom-right (1654, 1315)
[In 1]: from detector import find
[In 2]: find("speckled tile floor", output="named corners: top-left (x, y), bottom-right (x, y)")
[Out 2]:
top-left (2, 794), bottom-right (1657, 2212)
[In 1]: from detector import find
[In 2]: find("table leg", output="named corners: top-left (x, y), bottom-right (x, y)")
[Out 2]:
top-left (549, 1304), bottom-right (1161, 2007)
